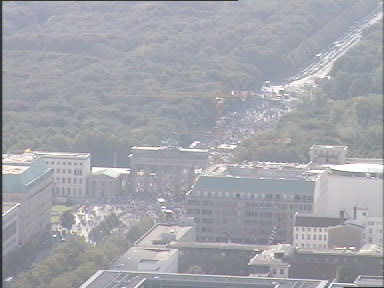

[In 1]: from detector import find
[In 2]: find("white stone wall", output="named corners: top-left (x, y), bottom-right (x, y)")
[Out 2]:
top-left (314, 173), bottom-right (383, 218)
top-left (293, 226), bottom-right (329, 249)
top-left (40, 154), bottom-right (91, 201)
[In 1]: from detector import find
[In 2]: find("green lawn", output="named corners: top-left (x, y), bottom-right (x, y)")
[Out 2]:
top-left (51, 205), bottom-right (73, 213)
top-left (51, 205), bottom-right (74, 224)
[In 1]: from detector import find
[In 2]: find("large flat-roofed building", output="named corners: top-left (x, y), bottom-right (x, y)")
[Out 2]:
top-left (90, 167), bottom-right (130, 200)
top-left (313, 163), bottom-right (383, 218)
top-left (113, 247), bottom-right (179, 273)
top-left (2, 158), bottom-right (53, 245)
top-left (112, 223), bottom-right (195, 274)
top-left (186, 163), bottom-right (321, 244)
top-left (248, 244), bottom-right (383, 280)
top-left (2, 202), bottom-right (20, 256)
top-left (79, 270), bottom-right (328, 288)
top-left (168, 241), bottom-right (268, 276)
top-left (134, 223), bottom-right (196, 248)
top-left (33, 151), bottom-right (91, 203)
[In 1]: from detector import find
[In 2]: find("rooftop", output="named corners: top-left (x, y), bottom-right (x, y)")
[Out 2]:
top-left (3, 158), bottom-right (52, 194)
top-left (92, 167), bottom-right (130, 178)
top-left (33, 151), bottom-right (90, 159)
top-left (2, 153), bottom-right (35, 165)
top-left (168, 241), bottom-right (269, 252)
top-left (131, 146), bottom-right (208, 153)
top-left (297, 244), bottom-right (383, 257)
top-left (113, 247), bottom-right (177, 271)
top-left (294, 213), bottom-right (346, 227)
top-left (354, 275), bottom-right (384, 287)
top-left (191, 175), bottom-right (316, 194)
top-left (248, 244), bottom-right (294, 267)
top-left (2, 165), bottom-right (29, 175)
top-left (329, 163), bottom-right (383, 174)
top-left (79, 270), bottom-right (328, 288)
top-left (135, 224), bottom-right (194, 247)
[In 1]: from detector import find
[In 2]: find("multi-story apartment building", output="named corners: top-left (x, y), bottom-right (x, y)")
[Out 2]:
top-left (293, 212), bottom-right (363, 250)
top-left (33, 151), bottom-right (91, 203)
top-left (186, 163), bottom-right (322, 244)
top-left (2, 158), bottom-right (53, 245)
top-left (2, 202), bottom-right (20, 256)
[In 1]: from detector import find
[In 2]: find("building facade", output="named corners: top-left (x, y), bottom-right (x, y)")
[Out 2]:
top-left (33, 151), bottom-right (91, 202)
top-left (2, 158), bottom-right (53, 245)
top-left (293, 212), bottom-right (363, 249)
top-left (186, 163), bottom-right (320, 244)
top-left (313, 163), bottom-right (383, 218)
top-left (90, 167), bottom-right (130, 200)
top-left (346, 208), bottom-right (383, 246)
top-left (2, 202), bottom-right (20, 256)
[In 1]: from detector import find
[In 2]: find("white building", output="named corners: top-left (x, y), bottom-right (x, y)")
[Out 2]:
top-left (33, 151), bottom-right (91, 202)
top-left (313, 163), bottom-right (383, 218)
top-left (293, 214), bottom-right (336, 249)
top-left (2, 202), bottom-right (20, 256)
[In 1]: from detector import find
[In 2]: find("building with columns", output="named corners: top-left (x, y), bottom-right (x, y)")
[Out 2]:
top-left (129, 146), bottom-right (209, 195)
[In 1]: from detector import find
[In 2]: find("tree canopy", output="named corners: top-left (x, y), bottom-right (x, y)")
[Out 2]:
top-left (3, 0), bottom-right (378, 166)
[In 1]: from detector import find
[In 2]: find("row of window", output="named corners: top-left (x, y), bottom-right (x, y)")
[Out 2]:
top-left (297, 243), bottom-right (327, 249)
top-left (193, 191), bottom-right (314, 201)
top-left (54, 168), bottom-right (84, 175)
top-left (45, 160), bottom-right (83, 166)
top-left (295, 233), bottom-right (327, 241)
top-left (56, 177), bottom-right (83, 184)
top-left (368, 221), bottom-right (382, 226)
top-left (296, 226), bottom-right (328, 232)
top-left (54, 187), bottom-right (83, 196)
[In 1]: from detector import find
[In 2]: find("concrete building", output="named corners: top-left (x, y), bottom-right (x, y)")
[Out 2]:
top-left (33, 151), bottom-right (91, 203)
top-left (186, 163), bottom-right (321, 244)
top-left (313, 163), bottom-right (383, 218)
top-left (112, 223), bottom-right (195, 274)
top-left (168, 241), bottom-right (267, 276)
top-left (291, 244), bottom-right (383, 280)
top-left (90, 167), bottom-right (130, 200)
top-left (113, 247), bottom-right (178, 273)
top-left (293, 212), bottom-right (363, 249)
top-left (134, 223), bottom-right (196, 248)
top-left (2, 158), bottom-right (53, 245)
top-left (248, 244), bottom-right (294, 278)
top-left (2, 202), bottom-right (20, 256)
top-left (79, 270), bottom-right (328, 288)
top-left (248, 244), bottom-right (383, 280)
top-left (129, 146), bottom-right (209, 195)
top-left (345, 208), bottom-right (383, 246)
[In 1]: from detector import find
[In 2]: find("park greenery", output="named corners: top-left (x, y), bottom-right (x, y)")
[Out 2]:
top-left (8, 216), bottom-right (154, 288)
top-left (234, 20), bottom-right (383, 163)
top-left (2, 0), bottom-right (379, 167)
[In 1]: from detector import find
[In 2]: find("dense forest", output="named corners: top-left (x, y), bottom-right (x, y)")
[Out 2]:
top-left (3, 0), bottom-right (379, 166)
top-left (234, 20), bottom-right (383, 163)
